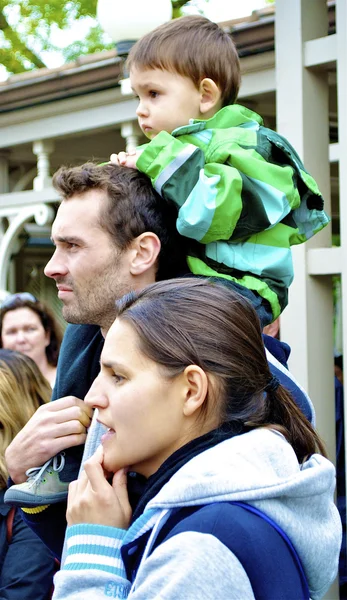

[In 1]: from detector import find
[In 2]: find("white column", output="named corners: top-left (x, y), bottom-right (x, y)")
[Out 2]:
top-left (33, 140), bottom-right (54, 191)
top-left (336, 0), bottom-right (347, 568)
top-left (121, 121), bottom-right (142, 153)
top-left (0, 151), bottom-right (10, 193)
top-left (276, 0), bottom-right (335, 461)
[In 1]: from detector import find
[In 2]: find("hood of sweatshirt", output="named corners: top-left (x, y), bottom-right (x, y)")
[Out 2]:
top-left (146, 428), bottom-right (341, 600)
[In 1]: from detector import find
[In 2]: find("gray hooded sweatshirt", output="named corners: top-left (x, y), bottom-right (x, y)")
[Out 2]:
top-left (52, 428), bottom-right (342, 600)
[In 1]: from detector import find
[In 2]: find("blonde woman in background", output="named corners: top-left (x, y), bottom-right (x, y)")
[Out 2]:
top-left (0, 349), bottom-right (57, 598)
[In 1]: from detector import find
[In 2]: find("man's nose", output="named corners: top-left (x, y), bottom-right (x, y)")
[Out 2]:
top-left (44, 250), bottom-right (67, 279)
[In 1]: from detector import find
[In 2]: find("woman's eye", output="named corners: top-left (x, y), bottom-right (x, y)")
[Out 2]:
top-left (113, 373), bottom-right (124, 383)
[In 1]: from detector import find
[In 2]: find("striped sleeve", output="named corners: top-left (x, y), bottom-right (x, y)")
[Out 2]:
top-left (64, 523), bottom-right (127, 577)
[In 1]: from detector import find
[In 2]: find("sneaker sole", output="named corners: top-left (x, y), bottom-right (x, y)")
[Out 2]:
top-left (4, 489), bottom-right (68, 508)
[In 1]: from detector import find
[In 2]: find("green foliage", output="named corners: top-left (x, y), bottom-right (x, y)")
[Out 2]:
top-left (1, 0), bottom-right (194, 75)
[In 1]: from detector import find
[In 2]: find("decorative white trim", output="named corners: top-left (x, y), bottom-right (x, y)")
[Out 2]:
top-left (0, 204), bottom-right (55, 290)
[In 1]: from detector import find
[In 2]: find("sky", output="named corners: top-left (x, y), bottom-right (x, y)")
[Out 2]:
top-left (0, 0), bottom-right (267, 81)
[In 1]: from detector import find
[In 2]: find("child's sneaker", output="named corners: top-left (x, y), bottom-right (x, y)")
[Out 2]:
top-left (4, 453), bottom-right (69, 508)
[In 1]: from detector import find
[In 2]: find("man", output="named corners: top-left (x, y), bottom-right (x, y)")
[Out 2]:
top-left (5, 162), bottom-right (315, 559)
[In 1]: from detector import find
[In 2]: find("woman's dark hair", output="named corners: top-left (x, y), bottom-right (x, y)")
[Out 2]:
top-left (115, 278), bottom-right (326, 463)
top-left (0, 296), bottom-right (62, 366)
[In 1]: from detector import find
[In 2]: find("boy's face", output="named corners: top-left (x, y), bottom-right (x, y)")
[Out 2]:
top-left (130, 67), bottom-right (204, 139)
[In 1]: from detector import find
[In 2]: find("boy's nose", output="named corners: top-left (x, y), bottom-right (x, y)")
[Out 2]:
top-left (136, 101), bottom-right (148, 118)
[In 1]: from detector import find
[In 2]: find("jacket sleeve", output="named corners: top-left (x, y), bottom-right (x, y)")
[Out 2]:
top-left (0, 509), bottom-right (56, 599)
top-left (136, 131), bottom-right (296, 245)
top-left (20, 502), bottom-right (67, 560)
top-left (52, 524), bottom-right (130, 600)
top-left (52, 526), bottom-right (255, 599)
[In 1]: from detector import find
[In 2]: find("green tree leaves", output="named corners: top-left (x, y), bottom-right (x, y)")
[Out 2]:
top-left (0, 0), bottom-right (197, 75)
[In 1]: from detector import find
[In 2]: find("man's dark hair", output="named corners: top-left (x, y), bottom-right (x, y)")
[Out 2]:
top-left (52, 162), bottom-right (189, 280)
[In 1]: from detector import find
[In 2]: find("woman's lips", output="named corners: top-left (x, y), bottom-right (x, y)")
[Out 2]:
top-left (101, 428), bottom-right (116, 444)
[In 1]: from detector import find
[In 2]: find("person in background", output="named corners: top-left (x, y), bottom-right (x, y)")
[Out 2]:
top-left (0, 293), bottom-right (62, 388)
top-left (0, 349), bottom-right (57, 597)
top-left (52, 278), bottom-right (341, 600)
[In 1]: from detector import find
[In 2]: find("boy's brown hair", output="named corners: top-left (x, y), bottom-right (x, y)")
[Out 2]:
top-left (126, 15), bottom-right (241, 106)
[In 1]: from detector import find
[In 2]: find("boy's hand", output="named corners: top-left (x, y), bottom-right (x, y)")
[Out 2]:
top-left (67, 446), bottom-right (132, 529)
top-left (110, 150), bottom-right (142, 170)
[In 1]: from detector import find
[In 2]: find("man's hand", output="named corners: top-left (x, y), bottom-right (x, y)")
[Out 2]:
top-left (5, 396), bottom-right (93, 483)
top-left (110, 150), bottom-right (142, 170)
top-left (67, 446), bottom-right (132, 529)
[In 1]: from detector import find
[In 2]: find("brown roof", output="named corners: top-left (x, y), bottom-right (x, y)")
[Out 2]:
top-left (0, 3), bottom-right (336, 113)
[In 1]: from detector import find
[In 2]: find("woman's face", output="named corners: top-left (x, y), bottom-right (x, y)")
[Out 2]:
top-left (85, 318), bottom-right (196, 478)
top-left (1, 308), bottom-right (50, 367)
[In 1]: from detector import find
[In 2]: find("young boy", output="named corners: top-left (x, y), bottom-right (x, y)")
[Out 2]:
top-left (112, 14), bottom-right (329, 326)
top-left (5, 16), bottom-right (328, 511)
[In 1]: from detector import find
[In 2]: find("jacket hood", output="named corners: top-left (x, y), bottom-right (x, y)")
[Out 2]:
top-left (147, 429), bottom-right (341, 599)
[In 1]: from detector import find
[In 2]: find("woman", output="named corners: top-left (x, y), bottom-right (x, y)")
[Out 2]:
top-left (53, 279), bottom-right (341, 600)
top-left (0, 349), bottom-right (57, 597)
top-left (0, 292), bottom-right (62, 388)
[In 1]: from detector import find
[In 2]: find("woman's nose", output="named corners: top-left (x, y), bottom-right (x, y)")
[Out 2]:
top-left (85, 376), bottom-right (108, 409)
top-left (15, 330), bottom-right (26, 343)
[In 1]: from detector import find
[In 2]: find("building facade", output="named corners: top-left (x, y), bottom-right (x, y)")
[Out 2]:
top-left (0, 4), bottom-right (344, 595)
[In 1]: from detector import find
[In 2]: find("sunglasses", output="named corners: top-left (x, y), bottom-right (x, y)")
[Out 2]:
top-left (1, 292), bottom-right (38, 309)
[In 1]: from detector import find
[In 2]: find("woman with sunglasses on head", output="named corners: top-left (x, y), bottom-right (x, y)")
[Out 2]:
top-left (53, 278), bottom-right (341, 600)
top-left (0, 293), bottom-right (62, 388)
top-left (0, 349), bottom-right (57, 598)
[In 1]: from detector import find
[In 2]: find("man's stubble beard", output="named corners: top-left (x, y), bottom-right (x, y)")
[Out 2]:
top-left (62, 277), bottom-right (133, 330)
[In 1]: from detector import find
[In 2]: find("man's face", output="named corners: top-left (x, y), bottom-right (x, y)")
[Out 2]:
top-left (44, 189), bottom-right (133, 330)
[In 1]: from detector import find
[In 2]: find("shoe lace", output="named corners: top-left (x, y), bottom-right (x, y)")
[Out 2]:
top-left (25, 453), bottom-right (66, 484)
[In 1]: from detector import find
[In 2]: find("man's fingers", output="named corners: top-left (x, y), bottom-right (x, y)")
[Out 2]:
top-left (53, 405), bottom-right (92, 427)
top-left (42, 396), bottom-right (87, 412)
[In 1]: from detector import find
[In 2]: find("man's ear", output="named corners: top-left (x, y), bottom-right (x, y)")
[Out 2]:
top-left (199, 78), bottom-right (222, 115)
top-left (182, 365), bottom-right (208, 417)
top-left (129, 232), bottom-right (161, 276)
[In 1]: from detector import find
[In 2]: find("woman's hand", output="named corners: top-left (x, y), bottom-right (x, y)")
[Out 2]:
top-left (67, 446), bottom-right (132, 530)
top-left (110, 150), bottom-right (142, 170)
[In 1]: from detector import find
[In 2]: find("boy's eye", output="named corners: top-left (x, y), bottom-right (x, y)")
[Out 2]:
top-left (149, 90), bottom-right (159, 98)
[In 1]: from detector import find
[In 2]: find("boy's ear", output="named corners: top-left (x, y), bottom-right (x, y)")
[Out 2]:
top-left (199, 78), bottom-right (222, 115)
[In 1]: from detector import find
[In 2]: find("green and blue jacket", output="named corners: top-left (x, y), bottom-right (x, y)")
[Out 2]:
top-left (137, 104), bottom-right (330, 320)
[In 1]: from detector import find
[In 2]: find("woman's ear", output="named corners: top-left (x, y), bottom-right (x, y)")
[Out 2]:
top-left (199, 78), bottom-right (222, 115)
top-left (182, 365), bottom-right (208, 417)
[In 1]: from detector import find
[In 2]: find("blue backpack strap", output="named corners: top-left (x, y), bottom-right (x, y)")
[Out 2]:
top-left (149, 501), bottom-right (310, 600)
